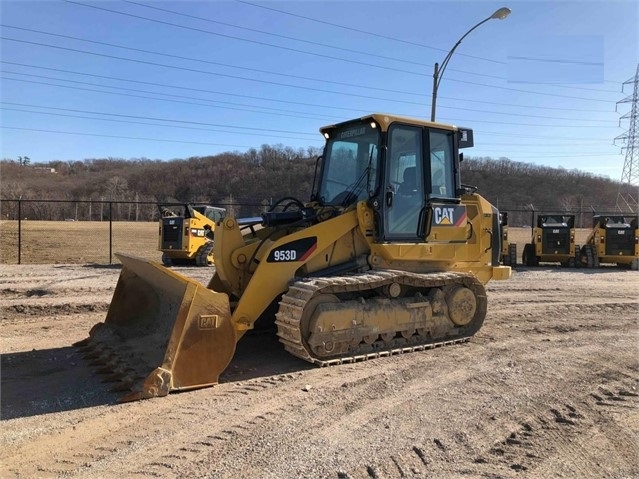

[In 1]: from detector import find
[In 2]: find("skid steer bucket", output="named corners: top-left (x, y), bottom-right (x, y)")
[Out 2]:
top-left (76, 253), bottom-right (236, 402)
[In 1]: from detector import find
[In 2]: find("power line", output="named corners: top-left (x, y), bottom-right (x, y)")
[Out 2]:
top-left (236, 0), bottom-right (624, 89)
top-left (0, 24), bottom-right (434, 96)
top-left (1, 36), bottom-right (617, 105)
top-left (62, 0), bottom-right (427, 77)
top-left (0, 102), bottom-right (616, 144)
top-left (507, 153), bottom-right (619, 159)
top-left (477, 130), bottom-right (613, 141)
top-left (2, 102), bottom-right (614, 146)
top-left (123, 0), bottom-right (470, 75)
top-left (234, 0), bottom-right (501, 63)
top-left (1, 126), bottom-right (266, 148)
top-left (0, 60), bottom-right (614, 115)
top-left (1, 67), bottom-right (618, 124)
top-left (507, 55), bottom-right (603, 66)
top-left (0, 106), bottom-right (320, 142)
top-left (2, 74), bottom-right (620, 130)
top-left (1, 124), bottom-right (616, 158)
top-left (0, 72), bottom-right (349, 120)
top-left (132, 0), bottom-right (614, 97)
top-left (0, 37), bottom-right (436, 105)
top-left (0, 101), bottom-right (317, 136)
top-left (0, 61), bottom-right (378, 114)
top-left (61, 1), bottom-right (620, 95)
top-left (0, 102), bottom-right (620, 139)
top-left (0, 76), bottom-right (341, 121)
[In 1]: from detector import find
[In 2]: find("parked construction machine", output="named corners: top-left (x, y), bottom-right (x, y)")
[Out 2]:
top-left (581, 214), bottom-right (639, 269)
top-left (499, 212), bottom-right (517, 266)
top-left (522, 213), bottom-right (579, 267)
top-left (158, 204), bottom-right (226, 266)
top-left (77, 113), bottom-right (511, 402)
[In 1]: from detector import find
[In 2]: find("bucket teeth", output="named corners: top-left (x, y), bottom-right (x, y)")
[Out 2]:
top-left (109, 375), bottom-right (137, 392)
top-left (110, 383), bottom-right (133, 393)
top-left (101, 366), bottom-right (136, 382)
top-left (89, 352), bottom-right (116, 366)
top-left (74, 332), bottom-right (146, 396)
top-left (76, 339), bottom-right (97, 353)
top-left (96, 360), bottom-right (125, 375)
top-left (84, 344), bottom-right (108, 359)
top-left (101, 372), bottom-right (125, 383)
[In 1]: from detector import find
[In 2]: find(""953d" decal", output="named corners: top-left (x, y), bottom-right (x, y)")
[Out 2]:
top-left (267, 237), bottom-right (317, 263)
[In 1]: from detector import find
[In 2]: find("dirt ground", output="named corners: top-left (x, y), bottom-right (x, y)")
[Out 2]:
top-left (1, 262), bottom-right (638, 479)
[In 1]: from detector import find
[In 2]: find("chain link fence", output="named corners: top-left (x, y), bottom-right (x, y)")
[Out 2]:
top-left (0, 199), bottom-right (634, 264)
top-left (1, 199), bottom-right (260, 264)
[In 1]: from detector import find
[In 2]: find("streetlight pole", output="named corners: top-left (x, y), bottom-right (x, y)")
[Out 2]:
top-left (430, 7), bottom-right (511, 122)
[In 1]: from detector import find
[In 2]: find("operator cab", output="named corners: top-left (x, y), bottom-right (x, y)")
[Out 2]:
top-left (316, 114), bottom-right (474, 242)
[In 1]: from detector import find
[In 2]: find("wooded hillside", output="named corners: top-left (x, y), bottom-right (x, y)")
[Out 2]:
top-left (1, 145), bottom-right (633, 225)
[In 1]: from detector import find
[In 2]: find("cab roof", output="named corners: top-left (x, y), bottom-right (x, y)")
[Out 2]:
top-left (319, 113), bottom-right (459, 134)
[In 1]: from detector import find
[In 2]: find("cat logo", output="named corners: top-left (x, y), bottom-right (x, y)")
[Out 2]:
top-left (432, 205), bottom-right (467, 227)
top-left (199, 315), bottom-right (220, 329)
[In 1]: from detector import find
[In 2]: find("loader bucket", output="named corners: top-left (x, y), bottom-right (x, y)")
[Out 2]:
top-left (77, 253), bottom-right (236, 402)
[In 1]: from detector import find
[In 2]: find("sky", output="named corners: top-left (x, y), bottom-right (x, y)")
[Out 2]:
top-left (1, 0), bottom-right (637, 181)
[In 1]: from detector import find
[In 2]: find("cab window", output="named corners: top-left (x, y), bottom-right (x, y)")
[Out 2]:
top-left (429, 130), bottom-right (455, 198)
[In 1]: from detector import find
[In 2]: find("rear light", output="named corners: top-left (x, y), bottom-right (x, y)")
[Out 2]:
top-left (537, 235), bottom-right (541, 242)
top-left (184, 227), bottom-right (189, 236)
top-left (570, 234), bottom-right (574, 243)
top-left (600, 235), bottom-right (605, 244)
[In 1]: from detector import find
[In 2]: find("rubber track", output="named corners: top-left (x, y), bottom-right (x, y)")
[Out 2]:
top-left (275, 270), bottom-right (484, 366)
top-left (195, 241), bottom-right (215, 266)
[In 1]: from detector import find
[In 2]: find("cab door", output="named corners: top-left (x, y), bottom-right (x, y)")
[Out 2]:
top-left (384, 124), bottom-right (424, 240)
top-left (383, 124), bottom-right (458, 241)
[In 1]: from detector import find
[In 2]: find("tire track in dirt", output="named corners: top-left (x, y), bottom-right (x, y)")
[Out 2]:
top-left (9, 323), bottom-right (636, 479)
top-left (5, 360), bottom-right (401, 478)
top-left (329, 331), bottom-right (639, 479)
top-left (3, 376), bottom-right (297, 478)
top-left (2, 267), bottom-right (638, 478)
top-left (345, 374), bottom-right (639, 479)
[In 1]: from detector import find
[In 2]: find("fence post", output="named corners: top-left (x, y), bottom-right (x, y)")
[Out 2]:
top-left (530, 208), bottom-right (535, 237)
top-left (109, 201), bottom-right (113, 264)
top-left (17, 198), bottom-right (22, 265)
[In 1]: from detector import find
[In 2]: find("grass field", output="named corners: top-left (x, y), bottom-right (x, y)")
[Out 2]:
top-left (0, 221), bottom-right (161, 264)
top-left (0, 220), bottom-right (595, 265)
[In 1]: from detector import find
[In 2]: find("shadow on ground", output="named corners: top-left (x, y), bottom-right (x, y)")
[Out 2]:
top-left (1, 329), bottom-right (311, 420)
top-left (1, 345), bottom-right (119, 420)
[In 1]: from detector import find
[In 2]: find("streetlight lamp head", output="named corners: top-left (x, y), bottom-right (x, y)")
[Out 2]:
top-left (430, 5), bottom-right (511, 122)
top-left (491, 7), bottom-right (511, 20)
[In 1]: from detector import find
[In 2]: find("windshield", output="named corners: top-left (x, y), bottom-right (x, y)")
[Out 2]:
top-left (318, 122), bottom-right (380, 206)
top-left (203, 207), bottom-right (225, 223)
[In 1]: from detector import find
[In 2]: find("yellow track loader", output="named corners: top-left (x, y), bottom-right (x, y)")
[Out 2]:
top-left (158, 204), bottom-right (226, 266)
top-left (77, 113), bottom-right (511, 401)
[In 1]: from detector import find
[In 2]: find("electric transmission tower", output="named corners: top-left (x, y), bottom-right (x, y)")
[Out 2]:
top-left (615, 64), bottom-right (639, 212)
